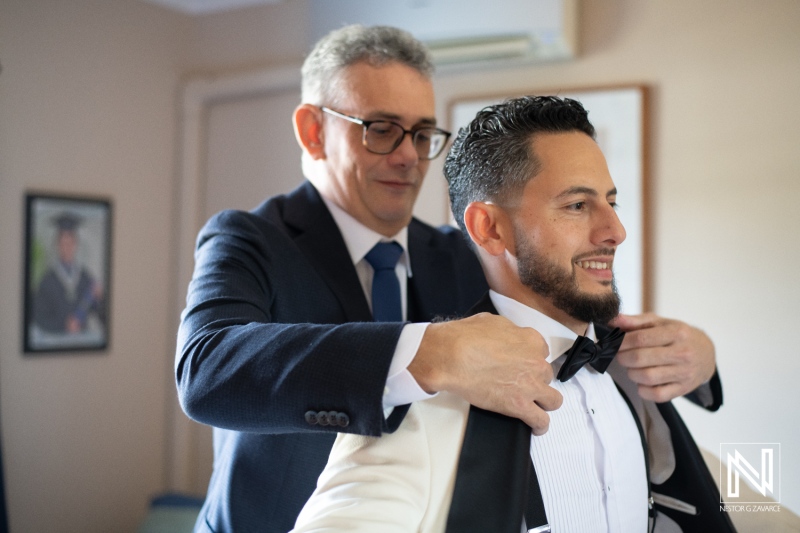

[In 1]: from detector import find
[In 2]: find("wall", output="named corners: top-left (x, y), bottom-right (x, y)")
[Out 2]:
top-left (0, 0), bottom-right (190, 531)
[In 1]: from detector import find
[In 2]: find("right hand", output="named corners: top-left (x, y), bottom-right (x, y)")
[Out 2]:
top-left (409, 312), bottom-right (562, 435)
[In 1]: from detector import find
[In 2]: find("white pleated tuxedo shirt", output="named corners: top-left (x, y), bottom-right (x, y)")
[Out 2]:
top-left (490, 291), bottom-right (649, 533)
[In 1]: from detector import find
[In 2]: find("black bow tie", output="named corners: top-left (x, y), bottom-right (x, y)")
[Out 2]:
top-left (556, 327), bottom-right (625, 382)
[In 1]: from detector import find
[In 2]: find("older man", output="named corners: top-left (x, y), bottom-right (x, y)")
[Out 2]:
top-left (177, 26), bottom-right (720, 532)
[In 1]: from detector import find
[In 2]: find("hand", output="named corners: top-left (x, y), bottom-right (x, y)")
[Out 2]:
top-left (409, 313), bottom-right (562, 435)
top-left (609, 313), bottom-right (716, 403)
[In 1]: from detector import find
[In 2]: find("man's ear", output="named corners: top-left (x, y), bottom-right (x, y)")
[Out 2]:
top-left (463, 202), bottom-right (510, 256)
top-left (293, 104), bottom-right (325, 160)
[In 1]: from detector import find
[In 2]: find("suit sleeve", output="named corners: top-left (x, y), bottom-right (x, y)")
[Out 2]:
top-left (175, 210), bottom-right (403, 436)
top-left (683, 369), bottom-right (723, 412)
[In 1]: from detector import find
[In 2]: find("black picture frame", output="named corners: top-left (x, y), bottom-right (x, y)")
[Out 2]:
top-left (23, 193), bottom-right (112, 353)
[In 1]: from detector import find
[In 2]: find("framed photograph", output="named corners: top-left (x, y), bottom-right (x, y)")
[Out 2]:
top-left (23, 193), bottom-right (112, 353)
top-left (448, 86), bottom-right (650, 313)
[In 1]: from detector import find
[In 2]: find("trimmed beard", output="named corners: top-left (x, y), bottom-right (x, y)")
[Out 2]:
top-left (514, 225), bottom-right (621, 325)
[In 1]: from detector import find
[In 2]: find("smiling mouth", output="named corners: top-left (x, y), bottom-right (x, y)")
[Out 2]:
top-left (576, 260), bottom-right (611, 270)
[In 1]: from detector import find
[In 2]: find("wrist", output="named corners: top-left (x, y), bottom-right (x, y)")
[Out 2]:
top-left (408, 321), bottom-right (452, 394)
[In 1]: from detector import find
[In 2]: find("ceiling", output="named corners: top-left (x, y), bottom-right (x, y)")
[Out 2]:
top-left (138, 0), bottom-right (284, 15)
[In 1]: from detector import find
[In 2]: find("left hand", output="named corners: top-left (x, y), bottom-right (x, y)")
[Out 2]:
top-left (609, 313), bottom-right (716, 403)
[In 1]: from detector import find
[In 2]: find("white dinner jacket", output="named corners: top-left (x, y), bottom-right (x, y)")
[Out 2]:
top-left (291, 358), bottom-right (688, 533)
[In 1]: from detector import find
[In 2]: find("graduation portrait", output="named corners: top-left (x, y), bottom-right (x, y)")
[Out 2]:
top-left (23, 193), bottom-right (112, 353)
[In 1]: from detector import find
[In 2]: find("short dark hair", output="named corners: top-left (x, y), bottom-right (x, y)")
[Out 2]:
top-left (301, 25), bottom-right (433, 106)
top-left (444, 95), bottom-right (596, 238)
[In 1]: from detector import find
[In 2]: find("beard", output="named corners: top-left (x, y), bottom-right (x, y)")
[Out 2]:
top-left (514, 226), bottom-right (621, 325)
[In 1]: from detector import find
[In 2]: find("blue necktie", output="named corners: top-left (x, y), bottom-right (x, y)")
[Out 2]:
top-left (364, 241), bottom-right (403, 322)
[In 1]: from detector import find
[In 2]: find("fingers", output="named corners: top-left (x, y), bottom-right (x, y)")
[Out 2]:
top-left (617, 320), bottom-right (682, 353)
top-left (636, 382), bottom-right (685, 404)
top-left (615, 345), bottom-right (684, 369)
top-left (609, 312), bottom-right (660, 331)
top-left (483, 381), bottom-right (563, 436)
top-left (625, 362), bottom-right (692, 389)
top-left (530, 387), bottom-right (563, 435)
top-left (412, 313), bottom-right (562, 434)
top-left (610, 312), bottom-right (717, 402)
top-left (522, 407), bottom-right (552, 437)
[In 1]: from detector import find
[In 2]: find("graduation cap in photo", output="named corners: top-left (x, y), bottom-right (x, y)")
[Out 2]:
top-left (51, 211), bottom-right (83, 233)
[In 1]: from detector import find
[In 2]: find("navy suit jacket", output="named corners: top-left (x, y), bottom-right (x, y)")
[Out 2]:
top-left (176, 181), bottom-right (488, 532)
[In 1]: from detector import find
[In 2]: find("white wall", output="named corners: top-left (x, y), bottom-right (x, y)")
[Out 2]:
top-left (0, 0), bottom-right (798, 531)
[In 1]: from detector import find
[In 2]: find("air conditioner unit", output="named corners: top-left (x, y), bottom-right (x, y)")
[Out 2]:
top-left (308, 0), bottom-right (578, 70)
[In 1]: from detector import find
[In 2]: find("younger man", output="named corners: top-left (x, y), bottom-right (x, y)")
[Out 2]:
top-left (291, 96), bottom-right (734, 533)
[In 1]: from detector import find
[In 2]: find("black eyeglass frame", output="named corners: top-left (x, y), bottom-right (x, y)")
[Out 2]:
top-left (320, 106), bottom-right (451, 160)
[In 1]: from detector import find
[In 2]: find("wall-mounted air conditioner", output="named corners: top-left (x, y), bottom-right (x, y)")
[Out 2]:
top-left (308, 0), bottom-right (578, 70)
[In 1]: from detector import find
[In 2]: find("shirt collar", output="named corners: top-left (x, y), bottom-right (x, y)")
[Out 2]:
top-left (321, 195), bottom-right (412, 276)
top-left (489, 290), bottom-right (596, 363)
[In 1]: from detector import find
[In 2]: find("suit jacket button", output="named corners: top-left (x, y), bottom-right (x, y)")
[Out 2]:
top-left (304, 410), bottom-right (318, 425)
top-left (317, 411), bottom-right (329, 426)
top-left (336, 412), bottom-right (350, 427)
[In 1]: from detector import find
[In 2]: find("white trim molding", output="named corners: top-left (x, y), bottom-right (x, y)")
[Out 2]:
top-left (168, 64), bottom-right (301, 493)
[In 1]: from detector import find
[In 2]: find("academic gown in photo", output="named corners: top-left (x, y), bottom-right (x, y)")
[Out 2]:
top-left (32, 266), bottom-right (103, 333)
top-left (176, 181), bottom-right (489, 533)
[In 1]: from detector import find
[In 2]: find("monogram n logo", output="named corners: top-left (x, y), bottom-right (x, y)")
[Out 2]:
top-left (720, 443), bottom-right (781, 504)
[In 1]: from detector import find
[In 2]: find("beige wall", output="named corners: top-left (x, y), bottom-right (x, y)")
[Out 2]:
top-left (0, 0), bottom-right (798, 531)
top-left (0, 0), bottom-right (190, 531)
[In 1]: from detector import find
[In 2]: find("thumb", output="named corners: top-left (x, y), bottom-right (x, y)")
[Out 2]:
top-left (609, 312), bottom-right (656, 332)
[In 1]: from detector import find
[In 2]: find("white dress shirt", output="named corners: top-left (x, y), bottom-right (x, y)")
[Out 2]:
top-left (490, 291), bottom-right (649, 533)
top-left (322, 198), bottom-right (433, 408)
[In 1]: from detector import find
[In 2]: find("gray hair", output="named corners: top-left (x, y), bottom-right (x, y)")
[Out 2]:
top-left (301, 24), bottom-right (434, 105)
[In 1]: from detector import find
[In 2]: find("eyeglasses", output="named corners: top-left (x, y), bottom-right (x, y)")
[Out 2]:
top-left (321, 107), bottom-right (451, 160)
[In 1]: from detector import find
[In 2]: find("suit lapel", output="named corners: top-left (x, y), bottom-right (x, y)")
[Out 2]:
top-left (406, 220), bottom-right (461, 322)
top-left (445, 294), bottom-right (547, 533)
top-left (282, 182), bottom-right (372, 323)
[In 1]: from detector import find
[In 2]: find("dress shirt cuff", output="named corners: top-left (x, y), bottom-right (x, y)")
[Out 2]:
top-left (690, 379), bottom-right (714, 407)
top-left (382, 322), bottom-right (436, 409)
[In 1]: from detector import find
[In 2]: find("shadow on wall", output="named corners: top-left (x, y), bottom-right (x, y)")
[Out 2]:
top-left (1, 412), bottom-right (7, 533)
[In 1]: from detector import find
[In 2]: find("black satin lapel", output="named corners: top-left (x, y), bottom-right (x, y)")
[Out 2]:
top-left (445, 406), bottom-right (533, 533)
top-left (466, 292), bottom-right (496, 316)
top-left (445, 293), bottom-right (542, 532)
top-left (407, 222), bottom-right (460, 322)
top-left (284, 183), bottom-right (372, 322)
